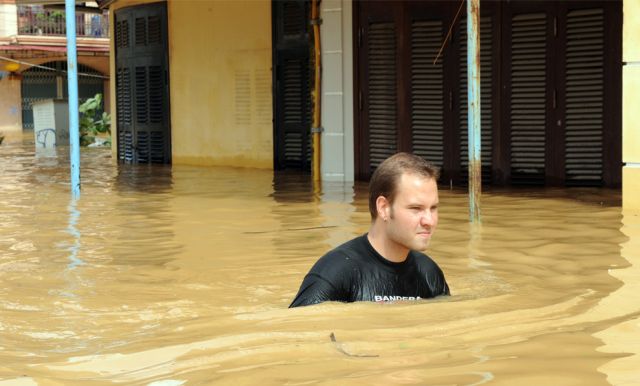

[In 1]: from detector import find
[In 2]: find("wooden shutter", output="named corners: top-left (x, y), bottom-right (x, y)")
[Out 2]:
top-left (116, 66), bottom-right (133, 162)
top-left (509, 12), bottom-right (547, 185)
top-left (367, 21), bottom-right (398, 172)
top-left (410, 19), bottom-right (444, 168)
top-left (354, 1), bottom-right (620, 187)
top-left (564, 8), bottom-right (604, 186)
top-left (273, 0), bottom-right (311, 171)
top-left (115, 3), bottom-right (170, 164)
top-left (282, 58), bottom-right (311, 169)
top-left (134, 58), bottom-right (167, 163)
top-left (115, 14), bottom-right (133, 162)
top-left (458, 15), bottom-right (493, 184)
top-left (356, 2), bottom-right (455, 180)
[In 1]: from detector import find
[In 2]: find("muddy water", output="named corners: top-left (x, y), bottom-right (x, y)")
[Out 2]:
top-left (1, 141), bottom-right (640, 386)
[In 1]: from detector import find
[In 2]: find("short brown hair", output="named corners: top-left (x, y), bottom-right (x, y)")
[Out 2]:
top-left (368, 152), bottom-right (440, 220)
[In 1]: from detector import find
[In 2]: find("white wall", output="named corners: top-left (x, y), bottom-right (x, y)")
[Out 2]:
top-left (320, 0), bottom-right (354, 182)
top-left (0, 3), bottom-right (18, 37)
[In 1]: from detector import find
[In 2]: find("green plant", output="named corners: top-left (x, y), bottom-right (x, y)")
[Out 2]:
top-left (35, 10), bottom-right (64, 23)
top-left (79, 93), bottom-right (111, 146)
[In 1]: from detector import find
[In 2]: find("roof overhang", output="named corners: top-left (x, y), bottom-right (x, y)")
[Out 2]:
top-left (15, 0), bottom-right (86, 4)
top-left (96, 0), bottom-right (115, 9)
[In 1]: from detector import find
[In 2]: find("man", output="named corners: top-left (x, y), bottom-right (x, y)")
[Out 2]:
top-left (289, 152), bottom-right (449, 307)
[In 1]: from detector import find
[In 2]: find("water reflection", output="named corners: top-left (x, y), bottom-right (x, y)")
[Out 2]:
top-left (65, 200), bottom-right (83, 270)
top-left (110, 165), bottom-right (180, 267)
top-left (114, 164), bottom-right (173, 194)
top-left (0, 141), bottom-right (637, 385)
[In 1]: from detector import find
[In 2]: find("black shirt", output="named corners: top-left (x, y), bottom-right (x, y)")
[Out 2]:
top-left (289, 234), bottom-right (449, 307)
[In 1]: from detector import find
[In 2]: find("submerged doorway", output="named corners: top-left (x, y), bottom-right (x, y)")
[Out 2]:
top-left (21, 61), bottom-right (104, 130)
top-left (272, 0), bottom-right (312, 172)
top-left (114, 2), bottom-right (171, 164)
top-left (354, 0), bottom-right (621, 187)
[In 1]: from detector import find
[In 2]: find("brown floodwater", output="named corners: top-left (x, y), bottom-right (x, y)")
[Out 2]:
top-left (1, 139), bottom-right (639, 386)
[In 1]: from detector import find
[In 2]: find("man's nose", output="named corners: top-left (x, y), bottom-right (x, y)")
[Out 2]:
top-left (420, 211), bottom-right (435, 227)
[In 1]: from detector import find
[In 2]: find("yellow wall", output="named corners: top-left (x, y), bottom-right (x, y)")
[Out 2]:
top-left (623, 0), bottom-right (640, 212)
top-left (109, 0), bottom-right (273, 168)
top-left (0, 74), bottom-right (22, 142)
top-left (168, 0), bottom-right (272, 168)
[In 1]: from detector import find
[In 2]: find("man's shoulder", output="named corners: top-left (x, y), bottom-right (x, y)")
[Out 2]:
top-left (310, 235), bottom-right (368, 273)
top-left (408, 250), bottom-right (443, 272)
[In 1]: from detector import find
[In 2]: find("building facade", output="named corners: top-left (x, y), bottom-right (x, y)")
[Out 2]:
top-left (98, 0), bottom-right (638, 210)
top-left (0, 0), bottom-right (110, 143)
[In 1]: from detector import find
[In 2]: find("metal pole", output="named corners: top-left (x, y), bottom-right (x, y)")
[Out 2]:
top-left (65, 0), bottom-right (80, 198)
top-left (467, 0), bottom-right (481, 223)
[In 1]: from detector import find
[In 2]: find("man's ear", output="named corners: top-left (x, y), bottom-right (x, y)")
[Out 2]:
top-left (376, 196), bottom-right (390, 221)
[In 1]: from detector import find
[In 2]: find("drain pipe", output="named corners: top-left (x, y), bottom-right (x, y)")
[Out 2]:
top-left (311, 0), bottom-right (322, 184)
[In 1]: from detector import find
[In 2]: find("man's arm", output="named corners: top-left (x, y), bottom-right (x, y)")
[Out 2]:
top-left (289, 273), bottom-right (345, 308)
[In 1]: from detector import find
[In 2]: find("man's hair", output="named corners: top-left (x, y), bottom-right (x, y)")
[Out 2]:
top-left (368, 152), bottom-right (440, 220)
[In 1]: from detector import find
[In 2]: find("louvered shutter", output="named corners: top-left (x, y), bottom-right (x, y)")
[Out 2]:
top-left (510, 13), bottom-right (547, 185)
top-left (115, 13), bottom-right (134, 162)
top-left (273, 1), bottom-right (311, 171)
top-left (564, 8), bottom-right (604, 186)
top-left (115, 3), bottom-right (170, 164)
top-left (459, 15), bottom-right (493, 184)
top-left (282, 58), bottom-right (311, 169)
top-left (116, 66), bottom-right (133, 162)
top-left (133, 5), bottom-right (170, 164)
top-left (367, 21), bottom-right (398, 172)
top-left (134, 58), bottom-right (167, 163)
top-left (410, 19), bottom-right (444, 169)
top-left (283, 1), bottom-right (307, 37)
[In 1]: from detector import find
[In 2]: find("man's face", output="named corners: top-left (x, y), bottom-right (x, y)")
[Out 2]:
top-left (383, 173), bottom-right (439, 252)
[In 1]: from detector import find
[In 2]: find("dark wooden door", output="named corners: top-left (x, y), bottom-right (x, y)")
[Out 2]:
top-left (354, 0), bottom-right (621, 187)
top-left (115, 2), bottom-right (171, 164)
top-left (273, 0), bottom-right (312, 171)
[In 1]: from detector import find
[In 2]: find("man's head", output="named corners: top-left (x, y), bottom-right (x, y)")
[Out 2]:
top-left (368, 152), bottom-right (440, 221)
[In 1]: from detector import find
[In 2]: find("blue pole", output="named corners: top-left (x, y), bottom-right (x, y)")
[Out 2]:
top-left (65, 0), bottom-right (80, 198)
top-left (467, 0), bottom-right (481, 223)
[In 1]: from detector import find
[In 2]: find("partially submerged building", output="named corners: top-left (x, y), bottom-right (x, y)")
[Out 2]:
top-left (5, 0), bottom-right (640, 211)
top-left (0, 0), bottom-right (110, 142)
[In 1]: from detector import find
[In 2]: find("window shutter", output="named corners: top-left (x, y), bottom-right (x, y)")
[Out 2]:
top-left (282, 58), bottom-right (311, 169)
top-left (459, 15), bottom-right (493, 184)
top-left (116, 19), bottom-right (129, 49)
top-left (116, 66), bottom-right (133, 162)
top-left (367, 21), bottom-right (398, 172)
top-left (133, 59), bottom-right (167, 164)
top-left (564, 8), bottom-right (604, 186)
top-left (115, 3), bottom-right (170, 164)
top-left (135, 16), bottom-right (146, 46)
top-left (510, 13), bottom-right (547, 185)
top-left (410, 19), bottom-right (444, 168)
top-left (273, 0), bottom-right (311, 171)
top-left (283, 1), bottom-right (307, 38)
top-left (115, 13), bottom-right (134, 162)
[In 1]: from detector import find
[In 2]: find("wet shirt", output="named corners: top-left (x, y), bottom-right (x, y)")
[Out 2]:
top-left (289, 234), bottom-right (449, 307)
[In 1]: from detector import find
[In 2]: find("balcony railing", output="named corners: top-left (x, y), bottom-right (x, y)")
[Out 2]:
top-left (17, 5), bottom-right (109, 38)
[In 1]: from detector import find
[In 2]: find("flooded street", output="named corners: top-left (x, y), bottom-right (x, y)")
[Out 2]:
top-left (1, 139), bottom-right (640, 385)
